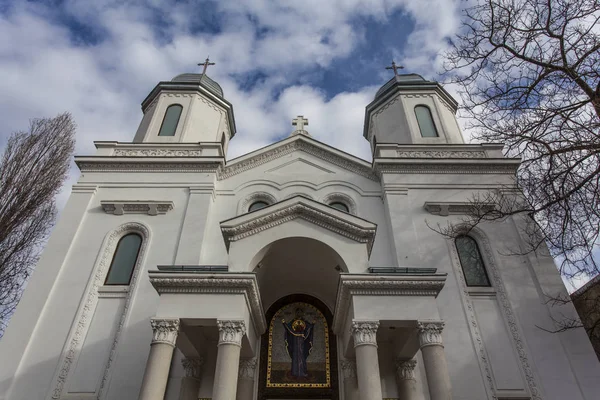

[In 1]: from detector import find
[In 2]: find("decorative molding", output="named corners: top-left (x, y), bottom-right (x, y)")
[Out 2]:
top-left (50, 222), bottom-right (151, 400)
top-left (182, 357), bottom-right (205, 378)
top-left (221, 200), bottom-right (377, 255)
top-left (238, 358), bottom-right (257, 380)
top-left (218, 139), bottom-right (378, 181)
top-left (76, 161), bottom-right (220, 173)
top-left (321, 192), bottom-right (358, 215)
top-left (375, 162), bottom-right (519, 175)
top-left (101, 200), bottom-right (174, 216)
top-left (217, 320), bottom-right (246, 346)
top-left (332, 274), bottom-right (447, 334)
top-left (448, 229), bottom-right (543, 400)
top-left (340, 360), bottom-right (357, 380)
top-left (395, 359), bottom-right (417, 381)
top-left (397, 150), bottom-right (486, 158)
top-left (239, 192), bottom-right (278, 215)
top-left (114, 148), bottom-right (203, 157)
top-left (423, 201), bottom-right (495, 217)
top-left (150, 318), bottom-right (180, 346)
top-left (417, 321), bottom-right (445, 348)
top-left (351, 320), bottom-right (380, 347)
top-left (148, 273), bottom-right (267, 334)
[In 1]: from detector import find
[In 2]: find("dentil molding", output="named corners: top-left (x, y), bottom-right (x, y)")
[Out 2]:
top-left (397, 150), bottom-right (486, 158)
top-left (351, 320), bottom-right (380, 347)
top-left (114, 148), bottom-right (203, 157)
top-left (150, 318), bottom-right (180, 346)
top-left (217, 320), bottom-right (246, 346)
top-left (238, 358), bottom-right (258, 380)
top-left (182, 357), bottom-right (204, 378)
top-left (395, 359), bottom-right (417, 381)
top-left (417, 321), bottom-right (445, 348)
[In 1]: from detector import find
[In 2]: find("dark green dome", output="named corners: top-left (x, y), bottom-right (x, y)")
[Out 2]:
top-left (171, 73), bottom-right (224, 98)
top-left (374, 73), bottom-right (430, 100)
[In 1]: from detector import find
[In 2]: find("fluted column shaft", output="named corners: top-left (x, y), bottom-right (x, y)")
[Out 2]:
top-left (212, 320), bottom-right (246, 400)
top-left (418, 321), bottom-right (452, 400)
top-left (236, 358), bottom-right (257, 400)
top-left (396, 358), bottom-right (418, 400)
top-left (138, 318), bottom-right (180, 400)
top-left (352, 320), bottom-right (383, 400)
top-left (340, 360), bottom-right (359, 400)
top-left (179, 357), bottom-right (204, 400)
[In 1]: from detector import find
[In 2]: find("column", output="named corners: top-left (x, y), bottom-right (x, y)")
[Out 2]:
top-left (236, 358), bottom-right (257, 400)
top-left (340, 359), bottom-right (359, 400)
top-left (396, 358), bottom-right (418, 400)
top-left (212, 320), bottom-right (246, 400)
top-left (138, 318), bottom-right (180, 400)
top-left (351, 320), bottom-right (383, 400)
top-left (418, 321), bottom-right (452, 400)
top-left (179, 357), bottom-right (204, 400)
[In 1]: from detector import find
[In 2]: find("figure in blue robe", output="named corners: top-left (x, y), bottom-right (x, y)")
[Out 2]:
top-left (282, 309), bottom-right (314, 378)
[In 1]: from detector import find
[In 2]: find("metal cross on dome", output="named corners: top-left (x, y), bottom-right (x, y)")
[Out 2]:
top-left (386, 61), bottom-right (404, 76)
top-left (198, 56), bottom-right (215, 74)
top-left (292, 115), bottom-right (309, 131)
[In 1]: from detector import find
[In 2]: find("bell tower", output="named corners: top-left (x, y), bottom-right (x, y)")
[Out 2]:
top-left (132, 59), bottom-right (236, 156)
top-left (363, 69), bottom-right (464, 155)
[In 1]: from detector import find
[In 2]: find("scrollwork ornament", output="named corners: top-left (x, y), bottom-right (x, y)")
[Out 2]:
top-left (238, 358), bottom-right (257, 380)
top-left (182, 357), bottom-right (204, 378)
top-left (150, 318), bottom-right (180, 346)
top-left (217, 320), bottom-right (246, 346)
top-left (395, 358), bottom-right (417, 381)
top-left (417, 321), bottom-right (445, 348)
top-left (351, 320), bottom-right (379, 347)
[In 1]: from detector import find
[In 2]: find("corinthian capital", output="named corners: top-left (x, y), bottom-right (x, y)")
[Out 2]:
top-left (182, 357), bottom-right (204, 378)
top-left (351, 320), bottom-right (379, 348)
top-left (217, 320), bottom-right (246, 346)
top-left (238, 358), bottom-right (257, 380)
top-left (417, 321), bottom-right (445, 348)
top-left (396, 358), bottom-right (417, 381)
top-left (150, 318), bottom-right (180, 346)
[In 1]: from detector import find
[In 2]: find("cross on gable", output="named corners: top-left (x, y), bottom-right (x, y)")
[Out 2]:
top-left (292, 115), bottom-right (309, 131)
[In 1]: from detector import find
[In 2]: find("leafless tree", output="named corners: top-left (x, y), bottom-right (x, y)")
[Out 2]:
top-left (441, 0), bottom-right (600, 333)
top-left (0, 113), bottom-right (75, 336)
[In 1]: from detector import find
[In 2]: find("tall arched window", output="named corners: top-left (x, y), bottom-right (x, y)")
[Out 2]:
top-left (414, 105), bottom-right (439, 137)
top-left (455, 235), bottom-right (491, 287)
top-left (158, 104), bottom-right (183, 136)
top-left (104, 233), bottom-right (142, 285)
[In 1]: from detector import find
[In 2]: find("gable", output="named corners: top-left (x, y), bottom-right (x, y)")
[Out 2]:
top-left (265, 157), bottom-right (335, 175)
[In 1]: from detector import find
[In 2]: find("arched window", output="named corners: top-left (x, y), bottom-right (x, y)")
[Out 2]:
top-left (158, 104), bottom-right (183, 136)
top-left (104, 233), bottom-right (142, 285)
top-left (414, 105), bottom-right (438, 137)
top-left (329, 202), bottom-right (349, 213)
top-left (249, 201), bottom-right (269, 212)
top-left (455, 236), bottom-right (491, 287)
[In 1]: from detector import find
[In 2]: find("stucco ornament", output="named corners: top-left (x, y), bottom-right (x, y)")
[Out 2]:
top-left (217, 320), bottom-right (246, 346)
top-left (396, 358), bottom-right (417, 381)
top-left (340, 360), bottom-right (357, 380)
top-left (182, 357), bottom-right (204, 378)
top-left (417, 321), bottom-right (445, 348)
top-left (238, 358), bottom-right (257, 380)
top-left (150, 318), bottom-right (180, 346)
top-left (351, 320), bottom-right (380, 347)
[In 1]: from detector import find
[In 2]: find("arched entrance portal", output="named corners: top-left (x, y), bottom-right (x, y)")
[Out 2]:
top-left (251, 237), bottom-right (342, 399)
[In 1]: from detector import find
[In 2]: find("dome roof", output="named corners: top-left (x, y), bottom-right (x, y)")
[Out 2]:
top-left (171, 73), bottom-right (224, 98)
top-left (374, 73), bottom-right (430, 100)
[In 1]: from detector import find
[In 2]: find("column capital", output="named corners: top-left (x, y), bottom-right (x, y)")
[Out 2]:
top-left (150, 318), bottom-right (180, 346)
top-left (417, 321), bottom-right (445, 348)
top-left (238, 358), bottom-right (257, 380)
top-left (340, 359), bottom-right (357, 380)
top-left (217, 320), bottom-right (246, 346)
top-left (395, 358), bottom-right (417, 381)
top-left (181, 357), bottom-right (204, 378)
top-left (351, 320), bottom-right (380, 348)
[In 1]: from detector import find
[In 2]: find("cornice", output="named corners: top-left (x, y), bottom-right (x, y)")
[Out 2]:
top-left (75, 158), bottom-right (222, 173)
top-left (374, 159), bottom-right (520, 175)
top-left (218, 137), bottom-right (378, 181)
top-left (148, 272), bottom-right (267, 334)
top-left (220, 196), bottom-right (377, 255)
top-left (332, 274), bottom-right (447, 334)
top-left (423, 201), bottom-right (495, 216)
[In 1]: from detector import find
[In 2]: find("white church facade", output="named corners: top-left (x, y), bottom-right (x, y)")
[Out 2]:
top-left (0, 69), bottom-right (599, 400)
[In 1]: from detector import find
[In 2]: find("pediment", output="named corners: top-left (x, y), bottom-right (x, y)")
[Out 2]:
top-left (219, 135), bottom-right (378, 181)
top-left (220, 196), bottom-right (377, 254)
top-left (265, 157), bottom-right (335, 175)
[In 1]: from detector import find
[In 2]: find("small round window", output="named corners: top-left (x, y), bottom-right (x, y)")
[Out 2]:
top-left (329, 202), bottom-right (349, 213)
top-left (248, 201), bottom-right (269, 212)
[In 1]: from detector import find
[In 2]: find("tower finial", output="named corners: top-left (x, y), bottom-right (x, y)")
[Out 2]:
top-left (198, 56), bottom-right (216, 75)
top-left (385, 61), bottom-right (404, 77)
